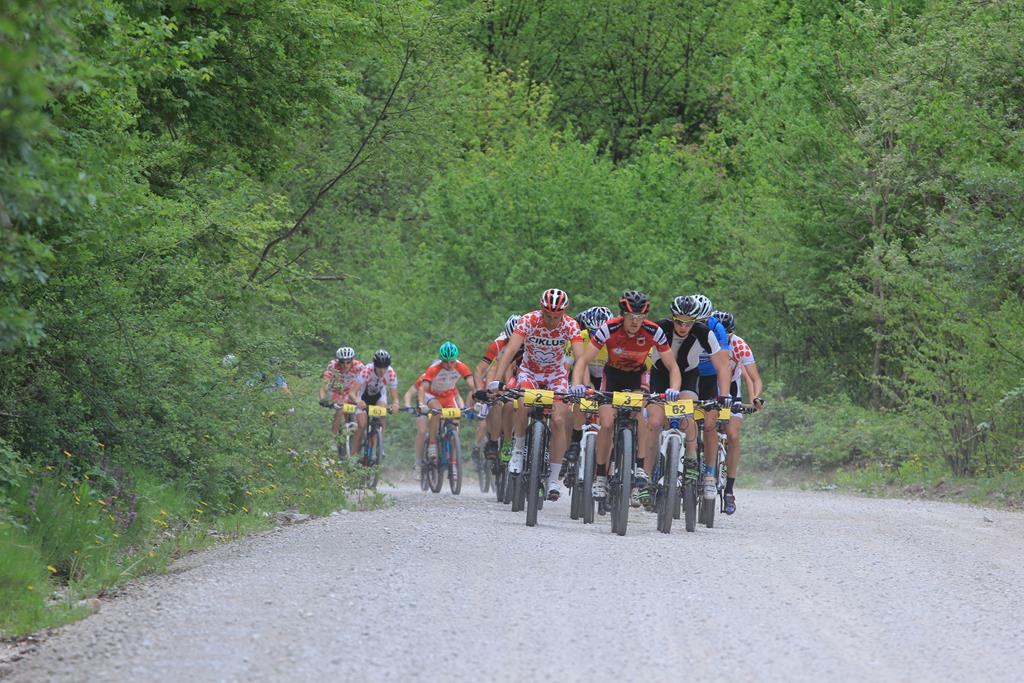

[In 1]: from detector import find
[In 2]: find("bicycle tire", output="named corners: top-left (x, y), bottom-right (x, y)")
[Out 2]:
top-left (581, 433), bottom-right (596, 524)
top-left (525, 420), bottom-right (544, 527)
top-left (427, 439), bottom-right (443, 493)
top-left (366, 427), bottom-right (380, 490)
top-left (613, 427), bottom-right (633, 536)
top-left (702, 494), bottom-right (716, 528)
top-left (475, 450), bottom-right (487, 493)
top-left (448, 430), bottom-right (462, 494)
top-left (683, 479), bottom-right (697, 532)
top-left (658, 436), bottom-right (680, 534)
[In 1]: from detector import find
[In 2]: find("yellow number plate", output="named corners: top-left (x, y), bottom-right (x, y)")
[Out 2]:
top-left (612, 392), bottom-right (644, 408)
top-left (523, 389), bottom-right (554, 406)
top-left (694, 407), bottom-right (704, 421)
top-left (440, 407), bottom-right (462, 419)
top-left (579, 397), bottom-right (598, 412)
top-left (665, 399), bottom-right (693, 417)
top-left (719, 407), bottom-right (731, 420)
top-left (341, 404), bottom-right (357, 414)
top-left (367, 405), bottom-right (387, 417)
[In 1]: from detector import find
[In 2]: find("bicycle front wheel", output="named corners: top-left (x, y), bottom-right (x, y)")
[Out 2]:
top-left (612, 427), bottom-right (633, 537)
top-left (581, 434), bottom-right (596, 524)
top-left (366, 427), bottom-right (381, 490)
top-left (448, 431), bottom-right (462, 495)
top-left (525, 419), bottom-right (545, 527)
top-left (657, 436), bottom-right (680, 534)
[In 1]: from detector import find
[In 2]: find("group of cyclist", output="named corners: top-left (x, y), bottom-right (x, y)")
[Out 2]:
top-left (318, 286), bottom-right (763, 516)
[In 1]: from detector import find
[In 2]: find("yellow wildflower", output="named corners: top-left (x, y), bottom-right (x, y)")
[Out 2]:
top-left (47, 565), bottom-right (58, 574)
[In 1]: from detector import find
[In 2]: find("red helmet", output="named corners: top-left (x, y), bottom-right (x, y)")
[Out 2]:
top-left (540, 288), bottom-right (570, 312)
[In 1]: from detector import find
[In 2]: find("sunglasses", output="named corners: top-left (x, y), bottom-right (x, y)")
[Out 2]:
top-left (672, 317), bottom-right (696, 325)
top-left (624, 312), bottom-right (645, 321)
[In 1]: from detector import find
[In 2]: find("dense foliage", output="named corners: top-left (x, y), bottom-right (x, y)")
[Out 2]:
top-left (2, 0), bottom-right (1022, 633)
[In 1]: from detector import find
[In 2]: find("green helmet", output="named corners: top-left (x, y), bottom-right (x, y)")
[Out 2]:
top-left (439, 341), bottom-right (459, 360)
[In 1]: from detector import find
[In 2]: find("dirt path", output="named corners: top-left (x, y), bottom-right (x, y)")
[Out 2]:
top-left (5, 485), bottom-right (1024, 682)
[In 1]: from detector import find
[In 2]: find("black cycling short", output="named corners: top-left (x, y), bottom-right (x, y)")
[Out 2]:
top-left (361, 390), bottom-right (383, 405)
top-left (589, 372), bottom-right (602, 388)
top-left (601, 366), bottom-right (644, 392)
top-left (697, 375), bottom-right (720, 401)
top-left (651, 367), bottom-right (699, 394)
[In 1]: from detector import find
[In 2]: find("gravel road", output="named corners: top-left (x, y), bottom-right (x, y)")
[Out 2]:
top-left (4, 484), bottom-right (1024, 682)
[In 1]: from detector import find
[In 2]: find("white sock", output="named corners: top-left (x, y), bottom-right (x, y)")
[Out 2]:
top-left (548, 462), bottom-right (562, 484)
top-left (513, 435), bottom-right (525, 451)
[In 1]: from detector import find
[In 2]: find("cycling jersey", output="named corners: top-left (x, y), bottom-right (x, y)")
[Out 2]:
top-left (323, 359), bottom-right (365, 397)
top-left (513, 310), bottom-right (582, 374)
top-left (650, 320), bottom-right (721, 375)
top-left (729, 334), bottom-right (756, 385)
top-left (566, 329), bottom-right (609, 377)
top-left (356, 364), bottom-right (398, 397)
top-left (422, 360), bottom-right (472, 396)
top-left (590, 317), bottom-right (669, 372)
top-left (697, 315), bottom-right (730, 376)
top-left (482, 334), bottom-right (509, 364)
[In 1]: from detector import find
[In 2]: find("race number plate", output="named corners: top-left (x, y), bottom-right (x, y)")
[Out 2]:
top-left (694, 407), bottom-right (704, 421)
top-left (719, 407), bottom-right (731, 420)
top-left (612, 392), bottom-right (644, 408)
top-left (523, 389), bottom-right (554, 406)
top-left (367, 405), bottom-right (387, 417)
top-left (665, 399), bottom-right (693, 417)
top-left (579, 397), bottom-right (598, 412)
top-left (341, 404), bottom-right (357, 414)
top-left (440, 407), bottom-right (462, 419)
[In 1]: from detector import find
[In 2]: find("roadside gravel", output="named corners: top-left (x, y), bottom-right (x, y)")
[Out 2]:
top-left (5, 485), bottom-right (1024, 682)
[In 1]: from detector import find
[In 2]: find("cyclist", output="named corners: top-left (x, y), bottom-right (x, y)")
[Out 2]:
top-left (570, 291), bottom-right (681, 506)
top-left (403, 374), bottom-right (429, 471)
top-left (319, 346), bottom-right (364, 450)
top-left (645, 295), bottom-right (732, 502)
top-left (473, 314), bottom-right (521, 467)
top-left (562, 306), bottom-right (613, 466)
top-left (487, 288), bottom-right (584, 501)
top-left (351, 349), bottom-right (400, 460)
top-left (418, 341), bottom-right (477, 463)
top-left (712, 310), bottom-right (765, 515)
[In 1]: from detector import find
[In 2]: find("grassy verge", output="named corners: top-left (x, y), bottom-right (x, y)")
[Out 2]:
top-left (0, 448), bottom-right (388, 639)
top-left (741, 464), bottom-right (1024, 511)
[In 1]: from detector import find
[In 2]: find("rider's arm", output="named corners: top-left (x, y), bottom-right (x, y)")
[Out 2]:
top-left (489, 333), bottom-right (525, 385)
top-left (473, 359), bottom-right (490, 388)
top-left (403, 384), bottom-right (417, 407)
top-left (743, 362), bottom-right (764, 405)
top-left (417, 380), bottom-right (430, 407)
top-left (661, 349), bottom-right (682, 391)
top-left (571, 341), bottom-right (597, 386)
top-left (711, 350), bottom-right (731, 398)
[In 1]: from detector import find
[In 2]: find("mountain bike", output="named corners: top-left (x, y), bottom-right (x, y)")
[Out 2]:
top-left (323, 402), bottom-right (357, 460)
top-left (357, 404), bottom-right (390, 490)
top-left (503, 388), bottom-right (567, 527)
top-left (694, 400), bottom-right (730, 529)
top-left (715, 403), bottom-right (758, 512)
top-left (419, 406), bottom-right (468, 495)
top-left (649, 397), bottom-right (692, 534)
top-left (564, 395), bottom-right (600, 524)
top-left (588, 390), bottom-right (652, 537)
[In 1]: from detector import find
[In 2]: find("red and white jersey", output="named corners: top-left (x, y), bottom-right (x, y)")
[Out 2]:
top-left (482, 335), bottom-right (509, 364)
top-left (414, 373), bottom-right (429, 389)
top-left (323, 359), bottom-right (364, 394)
top-left (513, 310), bottom-right (582, 374)
top-left (729, 335), bottom-right (756, 383)
top-left (591, 317), bottom-right (669, 372)
top-left (357, 364), bottom-right (398, 396)
top-left (422, 360), bottom-right (472, 396)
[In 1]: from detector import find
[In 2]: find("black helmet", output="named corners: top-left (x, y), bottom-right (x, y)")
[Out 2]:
top-left (619, 290), bottom-right (650, 315)
top-left (670, 295), bottom-right (700, 318)
top-left (372, 349), bottom-right (392, 368)
top-left (712, 310), bottom-right (736, 334)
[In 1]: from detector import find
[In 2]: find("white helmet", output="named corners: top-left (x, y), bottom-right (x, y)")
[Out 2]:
top-left (503, 314), bottom-right (522, 339)
top-left (690, 294), bottom-right (714, 321)
top-left (335, 346), bottom-right (355, 361)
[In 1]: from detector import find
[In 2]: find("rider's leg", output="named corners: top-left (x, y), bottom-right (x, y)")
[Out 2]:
top-left (414, 416), bottom-right (426, 468)
top-left (546, 401), bottom-right (571, 494)
top-left (426, 398), bottom-right (442, 460)
top-left (645, 403), bottom-right (666, 477)
top-left (725, 415), bottom-right (742, 489)
top-left (332, 408), bottom-right (344, 436)
top-left (681, 390), bottom-right (699, 459)
top-left (352, 412), bottom-right (368, 457)
top-left (595, 404), bottom-right (615, 470)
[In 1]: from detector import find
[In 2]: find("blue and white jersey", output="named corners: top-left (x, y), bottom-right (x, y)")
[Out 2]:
top-left (697, 315), bottom-right (730, 376)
